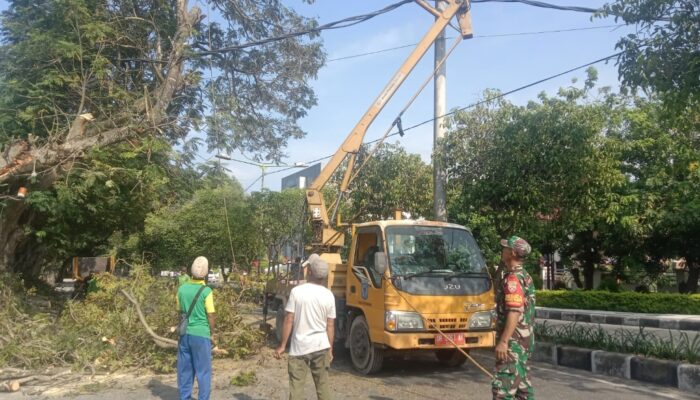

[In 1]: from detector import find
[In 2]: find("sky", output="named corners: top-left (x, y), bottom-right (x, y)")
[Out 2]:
top-left (228, 0), bottom-right (635, 191)
top-left (0, 0), bottom-right (636, 192)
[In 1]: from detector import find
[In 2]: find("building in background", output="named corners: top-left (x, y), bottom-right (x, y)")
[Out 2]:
top-left (281, 163), bottom-right (321, 190)
top-left (280, 163), bottom-right (321, 261)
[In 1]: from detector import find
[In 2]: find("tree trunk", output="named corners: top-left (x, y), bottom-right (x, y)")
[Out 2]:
top-left (677, 270), bottom-right (689, 294)
top-left (0, 198), bottom-right (51, 281)
top-left (686, 262), bottom-right (699, 294)
top-left (571, 267), bottom-right (583, 289)
top-left (583, 262), bottom-right (595, 290)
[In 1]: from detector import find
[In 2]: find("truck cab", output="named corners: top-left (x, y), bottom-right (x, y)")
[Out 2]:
top-left (342, 219), bottom-right (495, 373)
top-left (265, 219), bottom-right (495, 374)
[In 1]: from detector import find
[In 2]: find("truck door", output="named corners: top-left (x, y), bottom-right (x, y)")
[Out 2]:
top-left (348, 227), bottom-right (386, 342)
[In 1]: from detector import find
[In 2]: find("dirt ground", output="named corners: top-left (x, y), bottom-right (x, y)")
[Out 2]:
top-left (5, 345), bottom-right (698, 400)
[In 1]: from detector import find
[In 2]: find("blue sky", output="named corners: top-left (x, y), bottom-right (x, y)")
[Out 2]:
top-left (248, 0), bottom-right (634, 191)
top-left (0, 1), bottom-right (635, 191)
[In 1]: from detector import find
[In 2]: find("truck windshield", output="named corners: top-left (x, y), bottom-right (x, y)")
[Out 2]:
top-left (386, 226), bottom-right (487, 277)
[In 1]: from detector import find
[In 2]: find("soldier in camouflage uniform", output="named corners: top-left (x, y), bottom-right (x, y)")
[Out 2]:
top-left (492, 236), bottom-right (536, 400)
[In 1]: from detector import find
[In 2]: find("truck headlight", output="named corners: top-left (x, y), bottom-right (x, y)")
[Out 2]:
top-left (385, 311), bottom-right (425, 332)
top-left (469, 311), bottom-right (493, 330)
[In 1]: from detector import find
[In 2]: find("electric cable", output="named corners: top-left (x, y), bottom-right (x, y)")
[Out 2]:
top-left (328, 24), bottom-right (625, 62)
top-left (197, 0), bottom-right (618, 56)
top-left (246, 50), bottom-right (624, 191)
top-left (197, 0), bottom-right (413, 56)
top-left (472, 0), bottom-right (599, 14)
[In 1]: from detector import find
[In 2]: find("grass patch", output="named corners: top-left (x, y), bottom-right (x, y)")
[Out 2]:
top-left (230, 370), bottom-right (257, 386)
top-left (536, 321), bottom-right (700, 364)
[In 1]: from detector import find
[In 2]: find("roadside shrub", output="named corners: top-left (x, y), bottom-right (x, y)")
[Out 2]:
top-left (536, 290), bottom-right (700, 314)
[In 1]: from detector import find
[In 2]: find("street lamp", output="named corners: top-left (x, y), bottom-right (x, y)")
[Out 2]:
top-left (214, 154), bottom-right (307, 190)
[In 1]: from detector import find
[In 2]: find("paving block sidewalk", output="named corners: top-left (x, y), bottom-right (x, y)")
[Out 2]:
top-left (536, 307), bottom-right (700, 331)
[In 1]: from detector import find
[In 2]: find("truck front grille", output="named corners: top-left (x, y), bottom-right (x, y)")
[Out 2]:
top-left (425, 317), bottom-right (469, 331)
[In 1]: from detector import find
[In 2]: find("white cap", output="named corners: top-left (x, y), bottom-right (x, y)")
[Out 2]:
top-left (191, 256), bottom-right (209, 279)
top-left (302, 254), bottom-right (320, 267)
top-left (303, 254), bottom-right (328, 279)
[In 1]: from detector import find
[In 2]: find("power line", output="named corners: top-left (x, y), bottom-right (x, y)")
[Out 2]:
top-left (384, 51), bottom-right (623, 135)
top-left (196, 0), bottom-right (613, 57)
top-left (473, 0), bottom-right (599, 14)
top-left (328, 24), bottom-right (625, 62)
top-left (250, 51), bottom-right (623, 188)
top-left (197, 0), bottom-right (413, 56)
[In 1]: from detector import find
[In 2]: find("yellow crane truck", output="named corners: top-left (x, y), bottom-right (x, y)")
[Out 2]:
top-left (263, 0), bottom-right (496, 374)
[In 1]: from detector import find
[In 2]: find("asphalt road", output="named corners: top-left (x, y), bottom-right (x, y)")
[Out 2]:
top-left (15, 348), bottom-right (697, 400)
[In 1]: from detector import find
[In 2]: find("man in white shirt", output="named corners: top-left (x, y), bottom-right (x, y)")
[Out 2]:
top-left (274, 254), bottom-right (336, 400)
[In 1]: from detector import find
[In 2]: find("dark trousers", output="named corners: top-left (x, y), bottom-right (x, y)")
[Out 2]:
top-left (288, 349), bottom-right (331, 400)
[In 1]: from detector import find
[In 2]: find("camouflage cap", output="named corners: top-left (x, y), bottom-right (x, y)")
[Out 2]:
top-left (500, 235), bottom-right (531, 258)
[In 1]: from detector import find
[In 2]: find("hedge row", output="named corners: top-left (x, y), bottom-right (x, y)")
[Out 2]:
top-left (536, 290), bottom-right (700, 315)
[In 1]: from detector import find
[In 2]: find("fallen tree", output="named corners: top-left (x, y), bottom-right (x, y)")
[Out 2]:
top-left (0, 265), bottom-right (264, 383)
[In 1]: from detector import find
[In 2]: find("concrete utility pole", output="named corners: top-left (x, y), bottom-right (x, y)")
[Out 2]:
top-left (433, 0), bottom-right (448, 222)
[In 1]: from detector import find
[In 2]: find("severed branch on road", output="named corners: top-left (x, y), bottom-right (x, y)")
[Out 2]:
top-left (0, 368), bottom-right (72, 393)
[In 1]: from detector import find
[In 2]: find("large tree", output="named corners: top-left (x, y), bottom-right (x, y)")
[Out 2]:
top-left (599, 0), bottom-right (700, 292)
top-left (344, 142), bottom-right (433, 222)
top-left (442, 74), bottom-right (627, 287)
top-left (610, 99), bottom-right (700, 292)
top-left (0, 0), bottom-right (323, 275)
top-left (142, 179), bottom-right (261, 271)
top-left (249, 188), bottom-right (307, 264)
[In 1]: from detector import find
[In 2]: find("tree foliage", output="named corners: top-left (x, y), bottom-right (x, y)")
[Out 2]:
top-left (443, 68), bottom-right (699, 292)
top-left (0, 0), bottom-right (322, 157)
top-left (345, 142), bottom-right (433, 221)
top-left (249, 188), bottom-right (307, 262)
top-left (142, 179), bottom-right (261, 270)
top-left (443, 72), bottom-right (625, 265)
top-left (599, 0), bottom-right (699, 115)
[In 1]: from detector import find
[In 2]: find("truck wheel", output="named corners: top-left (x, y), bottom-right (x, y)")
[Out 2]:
top-left (275, 307), bottom-right (285, 343)
top-left (435, 349), bottom-right (467, 367)
top-left (349, 316), bottom-right (384, 374)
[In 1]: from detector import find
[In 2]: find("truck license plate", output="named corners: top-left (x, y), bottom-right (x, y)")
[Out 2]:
top-left (435, 332), bottom-right (465, 346)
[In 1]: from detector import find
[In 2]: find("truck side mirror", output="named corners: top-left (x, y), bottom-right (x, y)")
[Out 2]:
top-left (374, 252), bottom-right (388, 275)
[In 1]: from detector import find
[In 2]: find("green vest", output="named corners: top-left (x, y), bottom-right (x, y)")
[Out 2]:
top-left (177, 281), bottom-right (213, 338)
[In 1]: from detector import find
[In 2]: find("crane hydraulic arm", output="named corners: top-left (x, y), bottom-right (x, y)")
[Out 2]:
top-left (305, 0), bottom-right (473, 251)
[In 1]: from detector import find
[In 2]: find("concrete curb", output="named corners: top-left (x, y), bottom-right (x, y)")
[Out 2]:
top-left (678, 363), bottom-right (700, 392)
top-left (530, 342), bottom-right (556, 365)
top-left (533, 342), bottom-right (700, 393)
top-left (557, 345), bottom-right (591, 370)
top-left (536, 307), bottom-right (700, 331)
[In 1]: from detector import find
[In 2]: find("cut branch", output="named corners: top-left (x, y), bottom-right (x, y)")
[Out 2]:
top-left (119, 289), bottom-right (228, 355)
top-left (119, 289), bottom-right (178, 348)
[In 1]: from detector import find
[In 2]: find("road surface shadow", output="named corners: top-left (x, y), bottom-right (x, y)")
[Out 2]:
top-left (231, 394), bottom-right (257, 400)
top-left (147, 379), bottom-right (179, 400)
top-left (329, 347), bottom-right (490, 389)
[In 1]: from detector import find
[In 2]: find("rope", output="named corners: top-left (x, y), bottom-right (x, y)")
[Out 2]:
top-left (206, 3), bottom-right (237, 267)
top-left (384, 276), bottom-right (495, 379)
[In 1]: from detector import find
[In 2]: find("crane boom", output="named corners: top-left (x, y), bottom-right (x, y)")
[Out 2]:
top-left (306, 0), bottom-right (473, 250)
